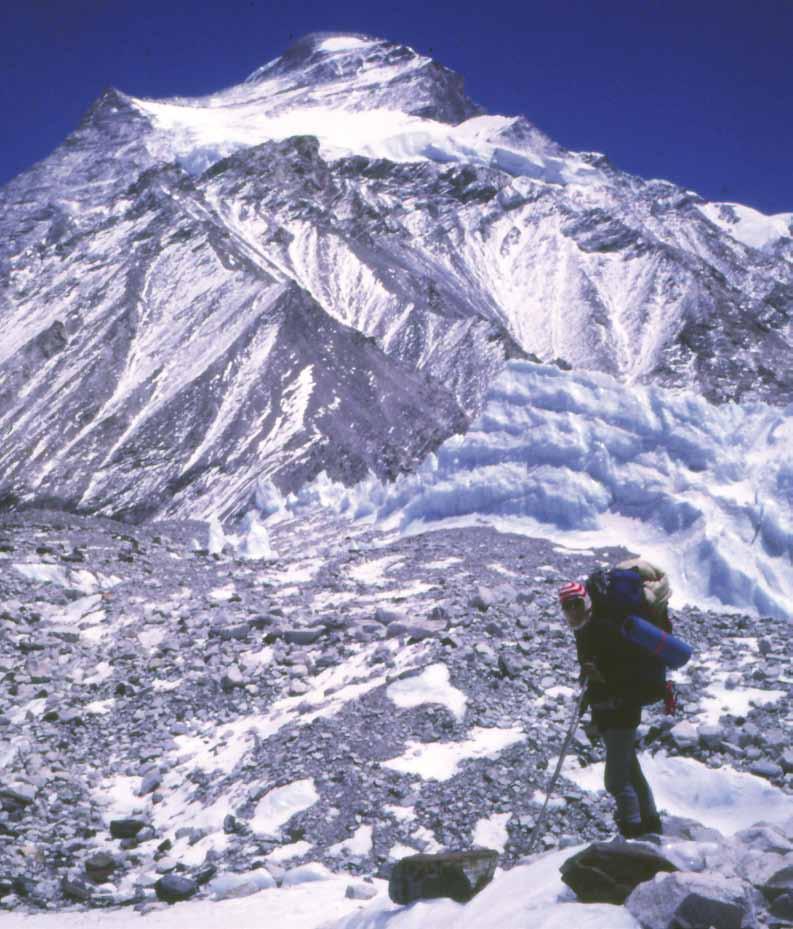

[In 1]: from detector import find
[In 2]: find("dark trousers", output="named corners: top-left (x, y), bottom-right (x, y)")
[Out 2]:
top-left (601, 728), bottom-right (657, 826)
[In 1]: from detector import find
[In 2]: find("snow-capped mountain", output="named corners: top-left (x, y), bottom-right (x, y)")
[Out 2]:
top-left (1, 32), bottom-right (792, 522)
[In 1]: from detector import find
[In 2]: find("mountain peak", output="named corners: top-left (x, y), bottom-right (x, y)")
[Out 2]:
top-left (244, 33), bottom-right (406, 84)
top-left (237, 33), bottom-right (480, 124)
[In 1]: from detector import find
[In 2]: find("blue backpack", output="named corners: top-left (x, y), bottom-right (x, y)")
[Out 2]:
top-left (586, 567), bottom-right (648, 621)
top-left (587, 566), bottom-right (691, 669)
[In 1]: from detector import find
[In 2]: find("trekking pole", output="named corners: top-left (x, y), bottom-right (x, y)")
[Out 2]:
top-left (525, 684), bottom-right (588, 855)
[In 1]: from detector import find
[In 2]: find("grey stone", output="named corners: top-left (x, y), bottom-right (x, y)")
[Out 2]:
top-left (221, 666), bottom-right (245, 690)
top-left (498, 651), bottom-right (527, 678)
top-left (154, 874), bottom-right (197, 904)
top-left (386, 619), bottom-right (444, 640)
top-left (469, 587), bottom-right (497, 612)
top-left (61, 876), bottom-right (92, 902)
top-left (559, 839), bottom-right (677, 904)
top-left (283, 628), bottom-right (324, 645)
top-left (0, 784), bottom-right (36, 806)
top-left (389, 849), bottom-right (498, 904)
top-left (207, 869), bottom-right (275, 900)
top-left (669, 721), bottom-right (698, 750)
top-left (625, 871), bottom-right (748, 929)
top-left (763, 865), bottom-right (793, 903)
top-left (345, 882), bottom-right (378, 900)
top-left (750, 759), bottom-right (784, 780)
top-left (697, 724), bottom-right (723, 749)
top-left (213, 623), bottom-right (249, 641)
top-left (738, 722), bottom-right (762, 747)
top-left (139, 770), bottom-right (162, 796)
top-left (373, 608), bottom-right (402, 625)
top-left (771, 892), bottom-right (793, 920)
top-left (735, 825), bottom-right (793, 855)
top-left (84, 851), bottom-right (117, 883)
top-left (110, 818), bottom-right (147, 839)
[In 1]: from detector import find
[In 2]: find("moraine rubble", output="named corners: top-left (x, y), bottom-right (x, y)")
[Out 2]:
top-left (0, 508), bottom-right (791, 921)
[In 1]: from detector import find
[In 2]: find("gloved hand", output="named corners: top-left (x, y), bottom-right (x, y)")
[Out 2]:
top-left (664, 682), bottom-right (677, 715)
top-left (581, 660), bottom-right (605, 684)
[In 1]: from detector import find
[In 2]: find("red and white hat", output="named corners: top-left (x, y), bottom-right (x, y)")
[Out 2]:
top-left (558, 581), bottom-right (587, 605)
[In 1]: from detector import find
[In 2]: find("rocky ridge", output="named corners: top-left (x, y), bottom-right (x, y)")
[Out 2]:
top-left (1, 34), bottom-right (793, 520)
top-left (0, 508), bottom-right (790, 921)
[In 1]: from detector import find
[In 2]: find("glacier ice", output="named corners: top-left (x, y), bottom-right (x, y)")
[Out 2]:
top-left (286, 361), bottom-right (793, 621)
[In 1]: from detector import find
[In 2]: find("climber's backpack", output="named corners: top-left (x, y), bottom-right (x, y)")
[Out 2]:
top-left (586, 565), bottom-right (672, 633)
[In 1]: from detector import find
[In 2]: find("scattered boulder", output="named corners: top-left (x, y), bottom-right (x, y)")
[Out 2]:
top-left (154, 874), bottom-right (198, 904)
top-left (469, 587), bottom-right (496, 612)
top-left (373, 607), bottom-right (402, 626)
top-left (0, 784), bottom-right (36, 808)
top-left (139, 769), bottom-right (162, 796)
top-left (735, 824), bottom-right (793, 855)
top-left (110, 818), bottom-right (147, 840)
top-left (771, 892), bottom-right (793, 921)
top-left (762, 864), bottom-right (793, 904)
top-left (84, 851), bottom-right (117, 884)
top-left (388, 849), bottom-right (498, 905)
top-left (660, 815), bottom-right (724, 843)
top-left (750, 760), bottom-right (784, 780)
top-left (669, 721), bottom-right (698, 751)
top-left (625, 871), bottom-right (750, 929)
top-left (697, 724), bottom-right (723, 749)
top-left (346, 881), bottom-right (378, 900)
top-left (281, 863), bottom-right (334, 887)
top-left (207, 868), bottom-right (276, 900)
top-left (61, 876), bottom-right (92, 902)
top-left (221, 666), bottom-right (245, 691)
top-left (559, 839), bottom-right (678, 904)
top-left (284, 627), bottom-right (325, 645)
top-left (386, 619), bottom-right (445, 641)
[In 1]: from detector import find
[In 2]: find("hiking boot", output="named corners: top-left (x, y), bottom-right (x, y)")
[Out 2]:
top-left (617, 820), bottom-right (644, 839)
top-left (641, 814), bottom-right (663, 835)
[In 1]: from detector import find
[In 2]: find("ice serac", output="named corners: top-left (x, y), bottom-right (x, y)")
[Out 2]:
top-left (1, 32), bottom-right (792, 521)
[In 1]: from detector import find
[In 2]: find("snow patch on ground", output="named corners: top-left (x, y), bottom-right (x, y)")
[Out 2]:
top-left (0, 877), bottom-right (380, 929)
top-left (328, 824), bottom-right (374, 858)
top-left (386, 663), bottom-right (467, 721)
top-left (250, 778), bottom-right (319, 836)
top-left (348, 554), bottom-right (403, 585)
top-left (472, 812), bottom-right (512, 852)
top-left (564, 751), bottom-right (792, 835)
top-left (383, 726), bottom-right (525, 781)
top-left (695, 676), bottom-right (786, 725)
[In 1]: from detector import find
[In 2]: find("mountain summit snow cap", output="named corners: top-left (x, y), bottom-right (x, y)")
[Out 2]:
top-left (244, 33), bottom-right (384, 83)
top-left (241, 33), bottom-right (481, 124)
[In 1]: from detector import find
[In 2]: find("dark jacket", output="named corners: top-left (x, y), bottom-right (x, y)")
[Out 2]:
top-left (575, 610), bottom-right (666, 730)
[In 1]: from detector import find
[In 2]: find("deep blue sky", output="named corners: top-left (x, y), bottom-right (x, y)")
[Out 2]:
top-left (2, 0), bottom-right (791, 213)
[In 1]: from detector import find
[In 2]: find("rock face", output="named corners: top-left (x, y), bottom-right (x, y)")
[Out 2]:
top-left (388, 849), bottom-right (499, 904)
top-left (559, 839), bottom-right (678, 904)
top-left (1, 33), bottom-right (792, 521)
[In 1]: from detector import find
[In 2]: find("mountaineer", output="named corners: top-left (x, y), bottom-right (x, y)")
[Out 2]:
top-left (559, 559), bottom-right (691, 839)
